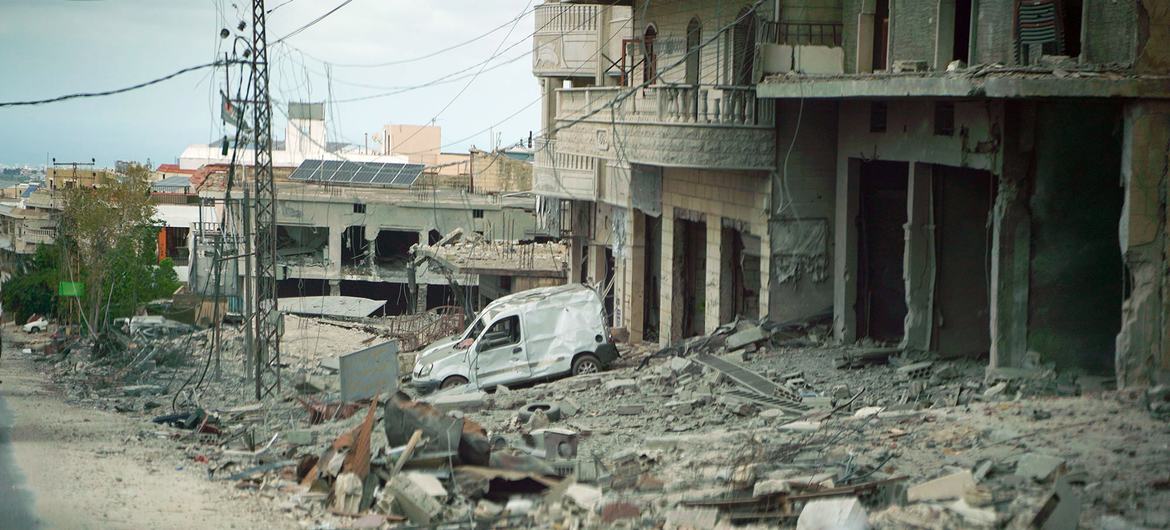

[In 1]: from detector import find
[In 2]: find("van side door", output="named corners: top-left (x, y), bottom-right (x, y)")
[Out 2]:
top-left (471, 315), bottom-right (532, 387)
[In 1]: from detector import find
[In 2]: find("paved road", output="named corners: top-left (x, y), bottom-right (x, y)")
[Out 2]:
top-left (0, 384), bottom-right (41, 529)
top-left (0, 335), bottom-right (295, 530)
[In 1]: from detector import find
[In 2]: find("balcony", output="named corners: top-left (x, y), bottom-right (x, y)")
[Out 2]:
top-left (532, 2), bottom-right (630, 78)
top-left (533, 138), bottom-right (598, 200)
top-left (548, 84), bottom-right (776, 171)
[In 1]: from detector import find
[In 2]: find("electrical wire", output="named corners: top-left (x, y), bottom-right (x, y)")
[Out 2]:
top-left (280, 4), bottom-right (539, 68)
top-left (0, 60), bottom-right (245, 108)
top-left (271, 0), bottom-right (356, 45)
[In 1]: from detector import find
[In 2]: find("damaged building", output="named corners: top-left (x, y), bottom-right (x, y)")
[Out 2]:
top-left (532, 0), bottom-right (1170, 387)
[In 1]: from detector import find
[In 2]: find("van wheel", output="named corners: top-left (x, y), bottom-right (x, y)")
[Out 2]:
top-left (440, 375), bottom-right (468, 390)
top-left (571, 354), bottom-right (601, 376)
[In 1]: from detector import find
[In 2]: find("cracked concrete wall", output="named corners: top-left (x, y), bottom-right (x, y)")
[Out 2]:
top-left (1083, 1), bottom-right (1138, 66)
top-left (1136, 0), bottom-right (1170, 74)
top-left (1116, 101), bottom-right (1170, 388)
top-left (770, 100), bottom-right (837, 323)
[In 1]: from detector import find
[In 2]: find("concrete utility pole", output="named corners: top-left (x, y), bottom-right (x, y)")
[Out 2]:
top-left (251, 0), bottom-right (281, 400)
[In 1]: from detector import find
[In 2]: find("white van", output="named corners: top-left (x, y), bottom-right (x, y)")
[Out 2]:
top-left (409, 284), bottom-right (618, 393)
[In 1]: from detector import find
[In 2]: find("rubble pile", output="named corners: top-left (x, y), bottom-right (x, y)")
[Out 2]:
top-left (16, 315), bottom-right (1170, 529)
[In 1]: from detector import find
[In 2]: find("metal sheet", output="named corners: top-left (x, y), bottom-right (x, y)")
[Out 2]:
top-left (340, 340), bottom-right (401, 402)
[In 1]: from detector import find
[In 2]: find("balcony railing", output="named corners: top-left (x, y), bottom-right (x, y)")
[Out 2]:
top-left (533, 138), bottom-right (597, 200)
top-left (760, 21), bottom-right (844, 47)
top-left (534, 3), bottom-right (599, 35)
top-left (556, 84), bottom-right (775, 128)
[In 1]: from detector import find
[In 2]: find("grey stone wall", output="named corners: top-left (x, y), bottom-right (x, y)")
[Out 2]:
top-left (972, 1), bottom-right (1014, 65)
top-left (1083, 1), bottom-right (1137, 66)
top-left (889, 0), bottom-right (937, 64)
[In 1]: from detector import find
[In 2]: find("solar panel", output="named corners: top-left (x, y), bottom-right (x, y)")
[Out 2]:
top-left (289, 159), bottom-right (425, 188)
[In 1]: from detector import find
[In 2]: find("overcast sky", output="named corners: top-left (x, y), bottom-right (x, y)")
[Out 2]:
top-left (0, 0), bottom-right (540, 167)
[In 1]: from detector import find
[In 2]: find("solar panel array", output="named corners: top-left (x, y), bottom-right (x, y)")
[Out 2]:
top-left (289, 159), bottom-right (426, 188)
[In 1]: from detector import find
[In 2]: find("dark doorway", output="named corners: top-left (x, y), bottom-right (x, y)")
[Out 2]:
top-left (375, 230), bottom-right (419, 266)
top-left (685, 17), bottom-right (701, 85)
top-left (720, 226), bottom-right (760, 324)
top-left (674, 216), bottom-right (706, 338)
top-left (341, 225), bottom-right (367, 266)
top-left (642, 214), bottom-right (661, 342)
top-left (856, 160), bottom-right (908, 342)
top-left (603, 247), bottom-right (615, 326)
top-left (933, 166), bottom-right (994, 356)
top-left (428, 229), bottom-right (442, 245)
top-left (953, 0), bottom-right (972, 63)
top-left (872, 0), bottom-right (889, 71)
top-left (642, 25), bottom-right (658, 84)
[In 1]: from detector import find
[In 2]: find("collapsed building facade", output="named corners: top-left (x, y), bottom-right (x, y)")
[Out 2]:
top-left (190, 103), bottom-right (545, 317)
top-left (533, 0), bottom-right (1170, 387)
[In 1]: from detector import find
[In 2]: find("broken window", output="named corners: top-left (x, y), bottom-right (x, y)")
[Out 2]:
top-left (353, 203), bottom-right (366, 214)
top-left (934, 102), bottom-right (955, 136)
top-left (870, 102), bottom-right (888, 133)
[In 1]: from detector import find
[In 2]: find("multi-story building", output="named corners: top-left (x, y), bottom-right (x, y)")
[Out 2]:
top-left (533, 0), bottom-right (1170, 387)
top-left (752, 0), bottom-right (1170, 387)
top-left (533, 0), bottom-right (783, 343)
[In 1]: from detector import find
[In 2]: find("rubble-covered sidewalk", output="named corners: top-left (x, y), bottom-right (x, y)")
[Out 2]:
top-left (20, 315), bottom-right (1170, 529)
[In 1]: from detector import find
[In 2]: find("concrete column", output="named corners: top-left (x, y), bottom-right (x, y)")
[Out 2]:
top-left (328, 225), bottom-right (342, 276)
top-left (660, 208), bottom-right (676, 345)
top-left (834, 158), bottom-right (861, 342)
top-left (757, 222), bottom-right (771, 320)
top-left (1115, 101), bottom-right (1170, 388)
top-left (328, 279), bottom-right (340, 297)
top-left (989, 103), bottom-right (1035, 369)
top-left (902, 162), bottom-right (936, 352)
top-left (416, 284), bottom-right (428, 313)
top-left (705, 216), bottom-right (722, 334)
top-left (627, 212), bottom-right (646, 342)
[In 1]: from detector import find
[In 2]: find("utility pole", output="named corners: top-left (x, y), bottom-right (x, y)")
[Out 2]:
top-left (250, 0), bottom-right (281, 399)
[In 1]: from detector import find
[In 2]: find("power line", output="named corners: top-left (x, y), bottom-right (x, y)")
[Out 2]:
top-left (0, 60), bottom-right (244, 108)
top-left (271, 0), bottom-right (355, 45)
top-left (280, 5), bottom-right (539, 68)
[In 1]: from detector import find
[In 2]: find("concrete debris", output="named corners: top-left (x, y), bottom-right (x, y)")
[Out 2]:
top-left (796, 497), bottom-right (869, 530)
top-left (1015, 453), bottom-right (1067, 482)
top-left (22, 306), bottom-right (1169, 530)
top-left (906, 470), bottom-right (976, 502)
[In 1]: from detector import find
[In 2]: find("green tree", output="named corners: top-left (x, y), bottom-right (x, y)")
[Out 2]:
top-left (1, 245), bottom-right (59, 324)
top-left (58, 178), bottom-right (173, 338)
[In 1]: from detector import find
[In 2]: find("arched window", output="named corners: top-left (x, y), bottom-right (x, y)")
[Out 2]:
top-left (685, 17), bottom-right (702, 85)
top-left (731, 8), bottom-right (757, 85)
top-left (642, 24), bottom-right (658, 84)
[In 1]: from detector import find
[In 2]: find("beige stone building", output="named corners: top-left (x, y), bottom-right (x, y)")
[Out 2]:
top-left (533, 0), bottom-right (1170, 388)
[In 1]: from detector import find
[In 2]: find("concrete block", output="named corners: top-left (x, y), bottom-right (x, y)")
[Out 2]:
top-left (893, 60), bottom-right (929, 73)
top-left (426, 391), bottom-right (488, 413)
top-left (1015, 453), bottom-right (1066, 482)
top-left (853, 406), bottom-right (884, 418)
top-left (725, 326), bottom-right (768, 350)
top-left (565, 483), bottom-right (603, 511)
top-left (283, 430), bottom-right (316, 446)
top-left (388, 474), bottom-right (443, 524)
top-left (907, 471), bottom-right (976, 502)
top-left (605, 378), bottom-right (638, 392)
top-left (897, 361), bottom-right (934, 380)
top-left (796, 497), bottom-right (868, 530)
top-left (402, 471), bottom-right (447, 498)
top-left (616, 404), bottom-right (645, 415)
top-left (779, 420), bottom-right (821, 432)
top-left (794, 45), bottom-right (845, 75)
top-left (665, 507), bottom-right (719, 530)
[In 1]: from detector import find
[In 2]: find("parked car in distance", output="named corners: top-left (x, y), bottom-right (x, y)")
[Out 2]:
top-left (408, 284), bottom-right (618, 393)
top-left (22, 317), bottom-right (48, 333)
